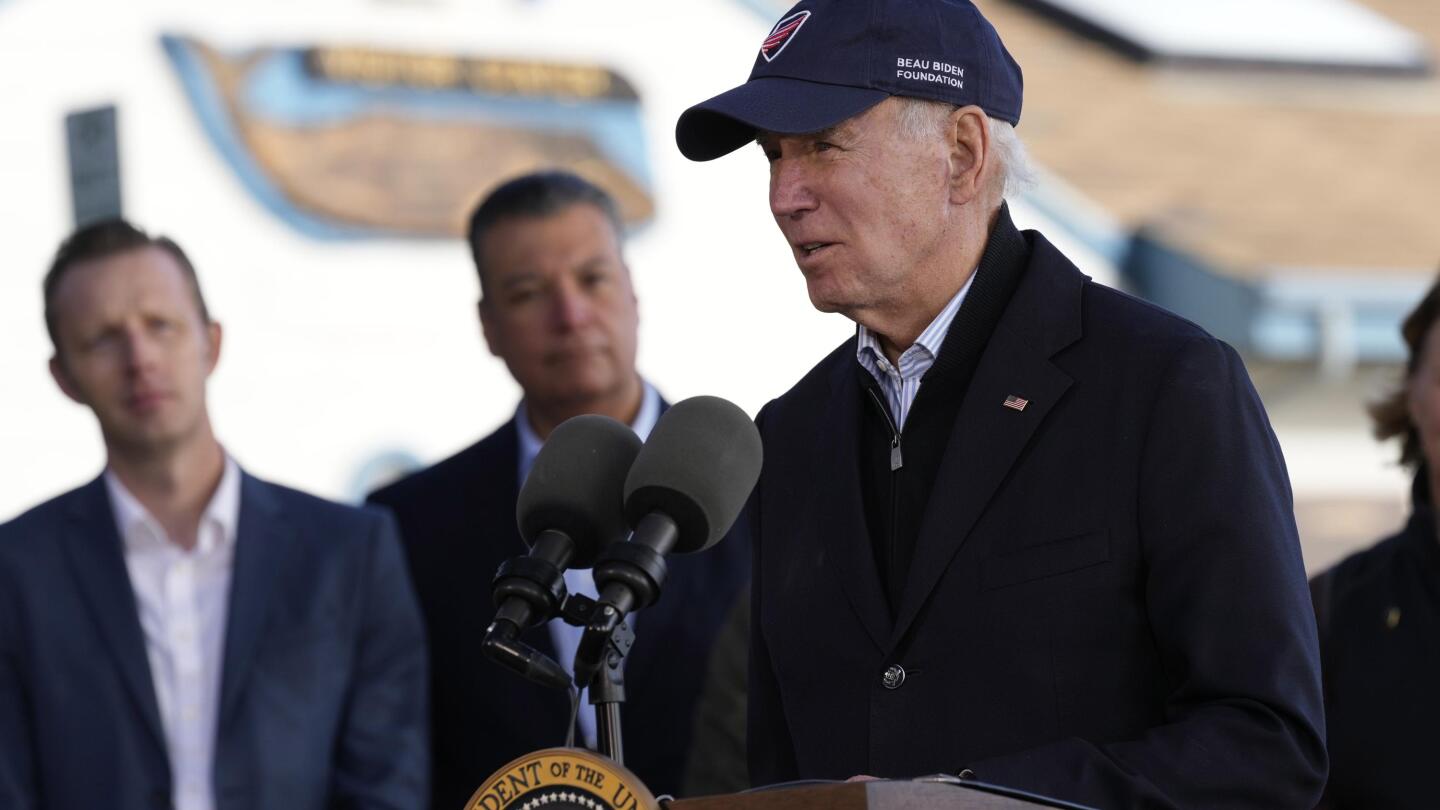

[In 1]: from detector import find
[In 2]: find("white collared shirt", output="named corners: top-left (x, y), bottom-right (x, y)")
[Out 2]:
top-left (856, 273), bottom-right (975, 431)
top-left (515, 382), bottom-right (661, 748)
top-left (105, 456), bottom-right (242, 810)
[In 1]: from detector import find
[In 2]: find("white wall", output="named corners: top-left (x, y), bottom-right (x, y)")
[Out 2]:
top-left (0, 0), bottom-right (841, 517)
top-left (4, 0), bottom-right (1397, 533)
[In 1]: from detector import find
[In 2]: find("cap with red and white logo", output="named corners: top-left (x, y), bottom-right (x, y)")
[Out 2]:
top-left (761, 10), bottom-right (810, 62)
top-left (676, 0), bottom-right (1023, 161)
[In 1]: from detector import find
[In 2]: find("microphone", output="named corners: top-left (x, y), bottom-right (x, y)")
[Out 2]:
top-left (573, 396), bottom-right (763, 686)
top-left (483, 414), bottom-right (642, 690)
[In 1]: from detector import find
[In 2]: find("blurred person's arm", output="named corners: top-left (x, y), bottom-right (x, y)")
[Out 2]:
top-left (1309, 569), bottom-right (1339, 810)
top-left (682, 582), bottom-right (750, 796)
top-left (0, 552), bottom-right (38, 809)
top-left (329, 509), bottom-right (430, 810)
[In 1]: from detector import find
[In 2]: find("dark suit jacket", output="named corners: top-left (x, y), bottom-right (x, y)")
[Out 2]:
top-left (745, 221), bottom-right (1327, 808)
top-left (368, 411), bottom-right (750, 808)
top-left (0, 472), bottom-right (429, 810)
top-left (1312, 474), bottom-right (1440, 810)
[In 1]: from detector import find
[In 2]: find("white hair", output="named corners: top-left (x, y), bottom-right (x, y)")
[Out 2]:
top-left (895, 97), bottom-right (1036, 201)
top-left (987, 118), bottom-right (1036, 200)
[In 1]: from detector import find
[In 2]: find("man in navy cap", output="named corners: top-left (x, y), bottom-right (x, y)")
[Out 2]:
top-left (676, 1), bottom-right (1327, 807)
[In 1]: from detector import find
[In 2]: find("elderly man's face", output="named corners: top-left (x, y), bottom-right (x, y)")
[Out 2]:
top-left (760, 97), bottom-right (955, 324)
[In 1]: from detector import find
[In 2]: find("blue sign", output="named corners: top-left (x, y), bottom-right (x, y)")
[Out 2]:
top-left (162, 35), bottom-right (654, 239)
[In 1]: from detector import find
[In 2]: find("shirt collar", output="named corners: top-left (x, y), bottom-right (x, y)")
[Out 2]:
top-left (516, 381), bottom-right (661, 480)
top-left (856, 270), bottom-right (976, 374)
top-left (104, 454), bottom-right (242, 555)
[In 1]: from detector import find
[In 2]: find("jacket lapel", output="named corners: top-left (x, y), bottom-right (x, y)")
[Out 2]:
top-left (890, 236), bottom-right (1085, 646)
top-left (812, 352), bottom-right (891, 652)
top-left (217, 473), bottom-right (288, 730)
top-left (61, 476), bottom-right (169, 756)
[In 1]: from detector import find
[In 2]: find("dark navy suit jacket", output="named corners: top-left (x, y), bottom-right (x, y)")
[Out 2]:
top-left (0, 472), bottom-right (429, 810)
top-left (368, 408), bottom-right (750, 808)
top-left (745, 218), bottom-right (1328, 808)
top-left (1312, 474), bottom-right (1440, 810)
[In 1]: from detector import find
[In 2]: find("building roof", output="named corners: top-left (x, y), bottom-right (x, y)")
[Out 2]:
top-left (1007, 0), bottom-right (1429, 74)
top-left (988, 0), bottom-right (1440, 276)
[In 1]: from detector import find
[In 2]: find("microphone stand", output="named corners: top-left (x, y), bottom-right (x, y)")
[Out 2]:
top-left (566, 514), bottom-right (680, 764)
top-left (558, 595), bottom-right (635, 765)
top-left (590, 616), bottom-right (633, 765)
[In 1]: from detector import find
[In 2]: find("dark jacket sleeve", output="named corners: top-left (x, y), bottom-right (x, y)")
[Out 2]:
top-left (745, 405), bottom-right (802, 787)
top-left (0, 542), bottom-right (39, 810)
top-left (681, 582), bottom-right (751, 797)
top-left (329, 509), bottom-right (431, 810)
top-left (967, 338), bottom-right (1329, 809)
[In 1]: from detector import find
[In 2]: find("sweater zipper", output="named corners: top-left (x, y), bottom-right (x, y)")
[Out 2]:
top-left (866, 385), bottom-right (904, 595)
top-left (865, 386), bottom-right (904, 471)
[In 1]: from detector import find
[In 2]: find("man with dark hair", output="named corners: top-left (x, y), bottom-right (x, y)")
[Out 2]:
top-left (466, 170), bottom-right (624, 296)
top-left (0, 219), bottom-right (429, 810)
top-left (42, 220), bottom-right (212, 342)
top-left (368, 171), bottom-right (749, 807)
top-left (675, 1), bottom-right (1326, 807)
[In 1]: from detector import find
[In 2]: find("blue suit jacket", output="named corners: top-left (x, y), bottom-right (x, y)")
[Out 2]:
top-left (368, 407), bottom-right (750, 808)
top-left (0, 472), bottom-right (429, 810)
top-left (745, 216), bottom-right (1327, 808)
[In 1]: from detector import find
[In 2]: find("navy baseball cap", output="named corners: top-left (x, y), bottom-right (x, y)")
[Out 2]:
top-left (676, 0), bottom-right (1023, 161)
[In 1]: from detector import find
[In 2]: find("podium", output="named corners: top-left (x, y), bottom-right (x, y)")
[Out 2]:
top-left (464, 749), bottom-right (1094, 810)
top-left (669, 780), bottom-right (1094, 810)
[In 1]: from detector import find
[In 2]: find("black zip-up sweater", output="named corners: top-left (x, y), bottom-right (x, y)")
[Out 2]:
top-left (858, 204), bottom-right (1031, 613)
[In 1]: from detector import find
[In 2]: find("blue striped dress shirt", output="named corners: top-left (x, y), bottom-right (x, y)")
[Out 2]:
top-left (856, 273), bottom-right (975, 431)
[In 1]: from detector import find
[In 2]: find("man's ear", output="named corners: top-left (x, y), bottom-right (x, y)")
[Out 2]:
top-left (478, 298), bottom-right (501, 357)
top-left (946, 105), bottom-right (991, 206)
top-left (49, 354), bottom-right (85, 406)
top-left (1407, 373), bottom-right (1423, 433)
top-left (624, 262), bottom-right (639, 314)
top-left (204, 321), bottom-right (223, 376)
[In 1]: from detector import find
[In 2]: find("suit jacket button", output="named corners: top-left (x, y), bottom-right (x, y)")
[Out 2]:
top-left (882, 664), bottom-right (906, 689)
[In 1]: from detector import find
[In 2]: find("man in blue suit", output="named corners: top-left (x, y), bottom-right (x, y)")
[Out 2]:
top-left (368, 172), bottom-right (750, 808)
top-left (675, 1), bottom-right (1327, 807)
top-left (0, 220), bottom-right (428, 810)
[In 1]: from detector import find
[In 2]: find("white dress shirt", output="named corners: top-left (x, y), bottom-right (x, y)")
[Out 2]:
top-left (856, 272), bottom-right (975, 431)
top-left (105, 456), bottom-right (242, 810)
top-left (515, 382), bottom-right (661, 748)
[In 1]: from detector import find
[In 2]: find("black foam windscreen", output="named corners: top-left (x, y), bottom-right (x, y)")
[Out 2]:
top-left (622, 396), bottom-right (763, 553)
top-left (516, 414), bottom-right (643, 568)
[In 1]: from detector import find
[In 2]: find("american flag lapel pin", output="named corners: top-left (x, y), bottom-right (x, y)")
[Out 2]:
top-left (1003, 394), bottom-right (1029, 412)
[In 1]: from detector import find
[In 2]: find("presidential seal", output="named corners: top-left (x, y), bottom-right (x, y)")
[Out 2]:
top-left (464, 748), bottom-right (659, 810)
